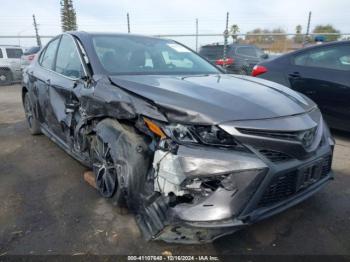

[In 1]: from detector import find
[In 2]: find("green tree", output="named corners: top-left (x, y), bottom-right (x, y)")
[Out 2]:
top-left (246, 28), bottom-right (286, 44)
top-left (230, 24), bottom-right (240, 43)
top-left (271, 28), bottom-right (286, 41)
top-left (294, 25), bottom-right (303, 43)
top-left (246, 28), bottom-right (270, 44)
top-left (312, 24), bottom-right (340, 42)
top-left (60, 0), bottom-right (77, 32)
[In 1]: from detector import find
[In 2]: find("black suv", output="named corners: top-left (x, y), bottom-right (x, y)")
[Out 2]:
top-left (199, 43), bottom-right (268, 74)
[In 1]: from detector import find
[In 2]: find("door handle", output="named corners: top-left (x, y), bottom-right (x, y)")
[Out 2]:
top-left (305, 90), bottom-right (316, 95)
top-left (289, 72), bottom-right (301, 78)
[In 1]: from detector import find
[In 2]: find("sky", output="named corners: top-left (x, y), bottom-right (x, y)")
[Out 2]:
top-left (0, 0), bottom-right (349, 48)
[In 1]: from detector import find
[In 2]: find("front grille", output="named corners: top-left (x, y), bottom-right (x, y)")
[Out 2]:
top-left (237, 128), bottom-right (299, 140)
top-left (321, 155), bottom-right (332, 177)
top-left (259, 149), bottom-right (292, 162)
top-left (257, 155), bottom-right (332, 207)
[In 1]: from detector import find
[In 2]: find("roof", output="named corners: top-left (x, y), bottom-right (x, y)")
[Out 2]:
top-left (68, 31), bottom-right (170, 41)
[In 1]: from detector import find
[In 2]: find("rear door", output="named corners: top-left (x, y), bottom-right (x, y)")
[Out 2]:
top-left (31, 37), bottom-right (60, 125)
top-left (288, 44), bottom-right (350, 130)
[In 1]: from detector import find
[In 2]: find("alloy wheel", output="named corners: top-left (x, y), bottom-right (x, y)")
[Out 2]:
top-left (92, 137), bottom-right (118, 198)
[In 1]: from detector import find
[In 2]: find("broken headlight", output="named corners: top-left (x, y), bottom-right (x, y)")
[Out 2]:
top-left (163, 124), bottom-right (238, 147)
top-left (193, 126), bottom-right (237, 146)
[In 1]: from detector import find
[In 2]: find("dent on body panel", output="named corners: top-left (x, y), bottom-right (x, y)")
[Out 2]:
top-left (136, 142), bottom-right (267, 242)
top-left (79, 78), bottom-right (167, 122)
top-left (49, 87), bottom-right (69, 124)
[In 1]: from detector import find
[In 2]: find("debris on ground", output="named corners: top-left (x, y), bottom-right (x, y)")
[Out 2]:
top-left (84, 170), bottom-right (97, 189)
top-left (162, 250), bottom-right (172, 256)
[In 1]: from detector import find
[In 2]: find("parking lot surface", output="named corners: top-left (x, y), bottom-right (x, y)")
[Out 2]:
top-left (0, 84), bottom-right (350, 255)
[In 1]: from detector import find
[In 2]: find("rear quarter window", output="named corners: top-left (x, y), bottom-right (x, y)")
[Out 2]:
top-left (6, 48), bottom-right (23, 58)
top-left (0, 48), bottom-right (3, 58)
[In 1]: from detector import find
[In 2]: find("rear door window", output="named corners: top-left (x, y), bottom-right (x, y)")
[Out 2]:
top-left (5, 48), bottom-right (23, 58)
top-left (0, 49), bottom-right (3, 58)
top-left (294, 45), bottom-right (350, 71)
top-left (39, 38), bottom-right (60, 69)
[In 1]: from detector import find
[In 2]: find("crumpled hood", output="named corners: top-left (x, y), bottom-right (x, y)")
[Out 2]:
top-left (110, 74), bottom-right (316, 124)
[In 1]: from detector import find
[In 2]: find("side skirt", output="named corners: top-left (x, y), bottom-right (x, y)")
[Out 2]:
top-left (40, 124), bottom-right (91, 168)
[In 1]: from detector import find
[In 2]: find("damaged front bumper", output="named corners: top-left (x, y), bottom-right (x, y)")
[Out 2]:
top-left (136, 134), bottom-right (334, 243)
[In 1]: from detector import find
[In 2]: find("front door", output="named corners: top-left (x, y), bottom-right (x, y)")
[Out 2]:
top-left (48, 34), bottom-right (86, 146)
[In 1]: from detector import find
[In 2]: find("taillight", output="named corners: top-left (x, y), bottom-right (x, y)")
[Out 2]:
top-left (215, 57), bottom-right (234, 66)
top-left (251, 65), bottom-right (268, 77)
top-left (28, 54), bottom-right (35, 61)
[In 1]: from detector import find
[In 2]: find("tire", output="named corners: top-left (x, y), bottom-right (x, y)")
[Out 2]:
top-left (0, 68), bottom-right (13, 86)
top-left (91, 119), bottom-right (151, 209)
top-left (23, 92), bottom-right (42, 135)
top-left (238, 69), bottom-right (248, 75)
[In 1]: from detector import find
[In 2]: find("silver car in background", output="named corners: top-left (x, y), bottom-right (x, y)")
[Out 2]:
top-left (0, 45), bottom-right (24, 85)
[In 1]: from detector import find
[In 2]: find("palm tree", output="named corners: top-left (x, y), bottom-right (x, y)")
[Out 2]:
top-left (230, 24), bottom-right (240, 43)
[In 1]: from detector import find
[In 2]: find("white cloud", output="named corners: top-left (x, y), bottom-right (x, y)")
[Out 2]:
top-left (0, 0), bottom-right (349, 47)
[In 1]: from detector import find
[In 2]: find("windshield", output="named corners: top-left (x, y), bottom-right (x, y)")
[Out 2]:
top-left (92, 35), bottom-right (220, 75)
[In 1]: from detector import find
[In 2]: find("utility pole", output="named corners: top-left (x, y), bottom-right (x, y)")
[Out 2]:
top-left (303, 11), bottom-right (312, 45)
top-left (32, 14), bottom-right (42, 48)
top-left (195, 18), bottom-right (198, 52)
top-left (223, 12), bottom-right (229, 69)
top-left (127, 13), bottom-right (130, 33)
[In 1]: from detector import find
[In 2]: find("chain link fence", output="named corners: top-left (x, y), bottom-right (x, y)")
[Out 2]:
top-left (1, 32), bottom-right (349, 51)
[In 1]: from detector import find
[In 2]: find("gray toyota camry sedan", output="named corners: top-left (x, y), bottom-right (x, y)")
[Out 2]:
top-left (22, 32), bottom-right (334, 243)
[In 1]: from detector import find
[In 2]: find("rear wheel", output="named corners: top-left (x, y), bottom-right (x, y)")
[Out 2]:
top-left (0, 69), bottom-right (13, 85)
top-left (23, 92), bottom-right (41, 135)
